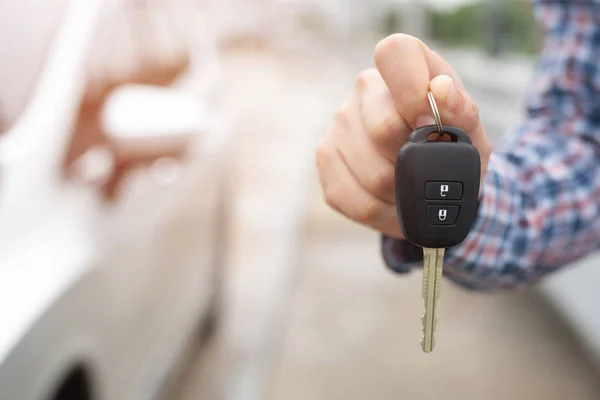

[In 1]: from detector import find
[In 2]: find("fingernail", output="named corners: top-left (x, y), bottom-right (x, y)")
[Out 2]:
top-left (431, 75), bottom-right (458, 111)
top-left (416, 114), bottom-right (436, 127)
top-left (440, 75), bottom-right (458, 110)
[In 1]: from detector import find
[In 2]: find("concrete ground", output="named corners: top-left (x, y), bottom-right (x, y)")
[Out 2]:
top-left (170, 38), bottom-right (600, 400)
top-left (268, 188), bottom-right (600, 400)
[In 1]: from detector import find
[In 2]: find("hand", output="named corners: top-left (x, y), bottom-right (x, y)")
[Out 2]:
top-left (316, 34), bottom-right (492, 239)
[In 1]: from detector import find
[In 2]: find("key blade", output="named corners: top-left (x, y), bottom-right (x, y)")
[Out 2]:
top-left (421, 247), bottom-right (445, 353)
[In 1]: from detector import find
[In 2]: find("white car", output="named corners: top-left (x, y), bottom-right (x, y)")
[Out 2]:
top-left (0, 1), bottom-right (228, 399)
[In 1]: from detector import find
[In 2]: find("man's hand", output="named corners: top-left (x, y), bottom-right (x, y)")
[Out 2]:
top-left (316, 34), bottom-right (492, 239)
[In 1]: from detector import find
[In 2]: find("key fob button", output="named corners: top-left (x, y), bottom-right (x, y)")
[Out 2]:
top-left (425, 182), bottom-right (463, 200)
top-left (426, 205), bottom-right (459, 225)
top-left (395, 125), bottom-right (480, 248)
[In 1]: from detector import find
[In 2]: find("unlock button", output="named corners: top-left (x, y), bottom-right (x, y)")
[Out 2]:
top-left (426, 205), bottom-right (459, 225)
top-left (425, 182), bottom-right (463, 200)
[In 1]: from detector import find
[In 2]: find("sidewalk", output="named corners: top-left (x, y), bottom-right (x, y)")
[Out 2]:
top-left (171, 43), bottom-right (358, 400)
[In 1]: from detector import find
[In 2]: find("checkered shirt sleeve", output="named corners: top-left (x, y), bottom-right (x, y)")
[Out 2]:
top-left (383, 0), bottom-right (600, 290)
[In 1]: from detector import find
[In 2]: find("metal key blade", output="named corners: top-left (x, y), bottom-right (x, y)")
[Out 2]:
top-left (421, 247), bottom-right (445, 353)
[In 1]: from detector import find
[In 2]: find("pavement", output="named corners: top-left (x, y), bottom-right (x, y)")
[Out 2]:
top-left (170, 36), bottom-right (600, 400)
top-left (269, 184), bottom-right (600, 400)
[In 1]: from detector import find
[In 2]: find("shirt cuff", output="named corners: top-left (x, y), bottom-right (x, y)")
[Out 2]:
top-left (381, 152), bottom-right (518, 284)
top-left (381, 235), bottom-right (423, 274)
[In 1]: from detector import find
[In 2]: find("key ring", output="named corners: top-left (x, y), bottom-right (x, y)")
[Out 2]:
top-left (427, 91), bottom-right (443, 134)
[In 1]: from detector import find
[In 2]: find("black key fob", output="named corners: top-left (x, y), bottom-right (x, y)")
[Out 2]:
top-left (395, 125), bottom-right (481, 248)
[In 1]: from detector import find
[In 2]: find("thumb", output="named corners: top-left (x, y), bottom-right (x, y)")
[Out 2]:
top-left (429, 75), bottom-right (490, 157)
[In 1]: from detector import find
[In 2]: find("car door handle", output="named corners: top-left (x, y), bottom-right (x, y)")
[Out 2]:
top-left (102, 84), bottom-right (209, 158)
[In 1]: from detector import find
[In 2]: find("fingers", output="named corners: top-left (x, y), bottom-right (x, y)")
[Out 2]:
top-left (355, 69), bottom-right (411, 163)
top-left (429, 75), bottom-right (478, 134)
top-left (426, 48), bottom-right (467, 90)
top-left (429, 75), bottom-right (492, 168)
top-left (317, 35), bottom-right (494, 238)
top-left (316, 136), bottom-right (403, 238)
top-left (374, 34), bottom-right (464, 128)
top-left (315, 69), bottom-right (404, 237)
top-left (375, 34), bottom-right (492, 167)
top-left (334, 90), bottom-right (396, 204)
top-left (374, 34), bottom-right (434, 129)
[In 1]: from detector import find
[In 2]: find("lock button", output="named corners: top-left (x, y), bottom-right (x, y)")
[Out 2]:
top-left (425, 182), bottom-right (463, 200)
top-left (426, 205), bottom-right (459, 225)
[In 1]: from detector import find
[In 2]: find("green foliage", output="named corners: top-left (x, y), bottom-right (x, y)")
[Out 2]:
top-left (430, 3), bottom-right (485, 48)
top-left (428, 1), bottom-right (538, 55)
top-left (380, 6), bottom-right (403, 36)
top-left (506, 1), bottom-right (539, 54)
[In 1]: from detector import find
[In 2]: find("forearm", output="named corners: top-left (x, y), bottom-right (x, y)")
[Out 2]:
top-left (385, 139), bottom-right (600, 290)
top-left (385, 117), bottom-right (600, 290)
top-left (384, 0), bottom-right (600, 290)
top-left (439, 141), bottom-right (600, 290)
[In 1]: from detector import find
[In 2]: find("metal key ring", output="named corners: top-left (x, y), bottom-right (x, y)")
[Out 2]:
top-left (427, 91), bottom-right (443, 134)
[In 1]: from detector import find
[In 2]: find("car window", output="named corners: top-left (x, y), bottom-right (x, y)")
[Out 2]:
top-left (0, 0), bottom-right (69, 133)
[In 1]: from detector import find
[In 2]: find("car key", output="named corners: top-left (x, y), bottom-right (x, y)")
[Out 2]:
top-left (395, 91), bottom-right (481, 353)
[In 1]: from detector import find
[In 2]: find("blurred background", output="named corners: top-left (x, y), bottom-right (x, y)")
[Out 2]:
top-left (1, 0), bottom-right (599, 400)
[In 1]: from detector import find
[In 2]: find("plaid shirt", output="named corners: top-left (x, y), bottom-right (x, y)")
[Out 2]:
top-left (383, 0), bottom-right (600, 290)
